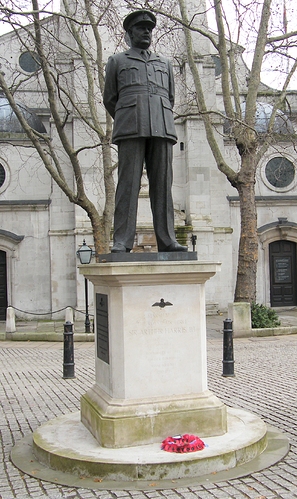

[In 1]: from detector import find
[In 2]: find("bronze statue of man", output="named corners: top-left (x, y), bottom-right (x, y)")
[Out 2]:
top-left (103, 10), bottom-right (187, 253)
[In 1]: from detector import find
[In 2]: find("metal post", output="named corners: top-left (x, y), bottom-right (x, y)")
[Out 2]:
top-left (84, 277), bottom-right (91, 333)
top-left (222, 318), bottom-right (235, 377)
top-left (63, 321), bottom-right (75, 379)
top-left (191, 234), bottom-right (197, 252)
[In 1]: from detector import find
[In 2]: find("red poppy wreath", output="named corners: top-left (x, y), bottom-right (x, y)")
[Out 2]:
top-left (161, 434), bottom-right (205, 453)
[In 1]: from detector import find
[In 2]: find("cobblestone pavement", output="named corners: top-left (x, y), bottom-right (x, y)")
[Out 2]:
top-left (1, 324), bottom-right (297, 499)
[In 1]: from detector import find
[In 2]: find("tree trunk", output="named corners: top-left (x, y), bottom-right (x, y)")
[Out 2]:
top-left (91, 211), bottom-right (108, 257)
top-left (101, 141), bottom-right (115, 254)
top-left (234, 168), bottom-right (258, 303)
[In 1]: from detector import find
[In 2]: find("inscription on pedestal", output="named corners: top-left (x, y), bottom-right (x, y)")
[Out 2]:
top-left (96, 293), bottom-right (109, 364)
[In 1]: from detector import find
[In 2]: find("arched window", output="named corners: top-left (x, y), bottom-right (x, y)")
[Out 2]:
top-left (211, 55), bottom-right (222, 77)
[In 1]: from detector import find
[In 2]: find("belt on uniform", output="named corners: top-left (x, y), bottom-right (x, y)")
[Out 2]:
top-left (119, 86), bottom-right (169, 98)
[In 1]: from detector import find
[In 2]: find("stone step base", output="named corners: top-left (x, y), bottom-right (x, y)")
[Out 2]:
top-left (25, 407), bottom-right (272, 482)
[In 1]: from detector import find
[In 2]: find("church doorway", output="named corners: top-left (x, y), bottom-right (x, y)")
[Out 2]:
top-left (0, 250), bottom-right (7, 320)
top-left (269, 240), bottom-right (297, 307)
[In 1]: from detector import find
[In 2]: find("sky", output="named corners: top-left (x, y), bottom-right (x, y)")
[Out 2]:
top-left (206, 0), bottom-right (297, 90)
top-left (1, 0), bottom-right (296, 90)
top-left (0, 0), bottom-right (60, 33)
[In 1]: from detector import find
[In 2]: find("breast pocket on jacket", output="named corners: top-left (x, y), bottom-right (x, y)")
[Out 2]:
top-left (153, 64), bottom-right (169, 88)
top-left (114, 96), bottom-right (138, 135)
top-left (118, 65), bottom-right (140, 86)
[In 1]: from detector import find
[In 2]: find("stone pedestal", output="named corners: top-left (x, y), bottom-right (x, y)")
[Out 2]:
top-left (14, 256), bottom-right (276, 484)
top-left (80, 258), bottom-right (226, 448)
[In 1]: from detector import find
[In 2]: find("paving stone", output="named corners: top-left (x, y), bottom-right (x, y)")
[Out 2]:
top-left (1, 330), bottom-right (297, 499)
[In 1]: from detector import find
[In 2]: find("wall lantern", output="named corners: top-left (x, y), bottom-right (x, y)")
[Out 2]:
top-left (76, 239), bottom-right (92, 264)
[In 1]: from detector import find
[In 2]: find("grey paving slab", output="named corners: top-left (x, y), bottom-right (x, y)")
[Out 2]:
top-left (0, 317), bottom-right (297, 498)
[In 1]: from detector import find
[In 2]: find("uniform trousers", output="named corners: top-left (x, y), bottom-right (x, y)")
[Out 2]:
top-left (113, 137), bottom-right (176, 251)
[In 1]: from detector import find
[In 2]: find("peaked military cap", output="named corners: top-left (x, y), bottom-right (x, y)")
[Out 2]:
top-left (123, 10), bottom-right (156, 31)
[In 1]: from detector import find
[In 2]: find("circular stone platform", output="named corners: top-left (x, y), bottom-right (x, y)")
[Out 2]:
top-left (10, 406), bottom-right (290, 489)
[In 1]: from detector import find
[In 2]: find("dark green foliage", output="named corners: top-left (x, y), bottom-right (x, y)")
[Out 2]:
top-left (251, 302), bottom-right (281, 329)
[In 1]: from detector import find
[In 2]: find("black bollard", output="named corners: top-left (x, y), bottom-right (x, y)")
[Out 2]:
top-left (63, 321), bottom-right (75, 379)
top-left (222, 318), bottom-right (235, 377)
top-left (191, 234), bottom-right (197, 252)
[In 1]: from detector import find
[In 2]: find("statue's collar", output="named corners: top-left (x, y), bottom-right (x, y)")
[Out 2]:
top-left (125, 48), bottom-right (160, 61)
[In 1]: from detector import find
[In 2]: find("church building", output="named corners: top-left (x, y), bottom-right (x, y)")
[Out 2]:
top-left (0, 1), bottom-right (296, 322)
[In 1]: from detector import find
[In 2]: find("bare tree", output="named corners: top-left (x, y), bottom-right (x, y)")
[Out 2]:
top-left (179, 0), bottom-right (297, 302)
top-left (0, 0), bottom-right (123, 254)
top-left (126, 0), bottom-right (297, 303)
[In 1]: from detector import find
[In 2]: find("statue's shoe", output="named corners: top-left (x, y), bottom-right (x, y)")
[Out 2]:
top-left (111, 243), bottom-right (131, 253)
top-left (160, 242), bottom-right (188, 252)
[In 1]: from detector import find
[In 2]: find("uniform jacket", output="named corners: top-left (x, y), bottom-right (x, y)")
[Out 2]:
top-left (103, 48), bottom-right (177, 144)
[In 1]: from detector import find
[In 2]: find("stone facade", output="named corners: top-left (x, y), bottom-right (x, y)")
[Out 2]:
top-left (0, 1), bottom-right (297, 320)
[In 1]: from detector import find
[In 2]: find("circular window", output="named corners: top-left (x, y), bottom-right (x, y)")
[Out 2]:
top-left (19, 51), bottom-right (41, 73)
top-left (0, 162), bottom-right (9, 194)
top-left (265, 157), bottom-right (295, 189)
top-left (0, 164), bottom-right (5, 188)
